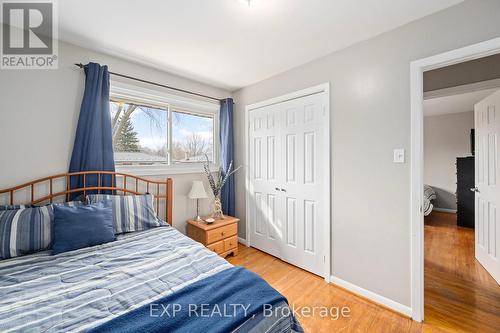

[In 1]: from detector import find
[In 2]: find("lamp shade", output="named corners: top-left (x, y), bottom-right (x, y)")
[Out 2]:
top-left (188, 181), bottom-right (208, 199)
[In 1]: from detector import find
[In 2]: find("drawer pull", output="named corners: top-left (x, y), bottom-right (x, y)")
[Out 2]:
top-left (221, 231), bottom-right (225, 236)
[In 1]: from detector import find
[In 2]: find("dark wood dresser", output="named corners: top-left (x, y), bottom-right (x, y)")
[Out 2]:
top-left (456, 156), bottom-right (475, 228)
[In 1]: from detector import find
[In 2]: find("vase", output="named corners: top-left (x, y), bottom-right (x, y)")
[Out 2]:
top-left (212, 195), bottom-right (224, 219)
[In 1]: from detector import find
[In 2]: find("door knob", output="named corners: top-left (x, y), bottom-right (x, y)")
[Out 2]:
top-left (470, 187), bottom-right (480, 193)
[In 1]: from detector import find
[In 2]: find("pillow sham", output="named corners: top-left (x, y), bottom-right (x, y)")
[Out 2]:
top-left (0, 201), bottom-right (84, 260)
top-left (52, 200), bottom-right (115, 255)
top-left (87, 194), bottom-right (164, 234)
top-left (0, 204), bottom-right (32, 211)
top-left (0, 205), bottom-right (52, 260)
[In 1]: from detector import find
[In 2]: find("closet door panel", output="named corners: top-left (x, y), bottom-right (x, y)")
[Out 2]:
top-left (248, 105), bottom-right (283, 258)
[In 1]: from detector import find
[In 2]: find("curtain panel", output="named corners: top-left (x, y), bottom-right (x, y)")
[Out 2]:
top-left (69, 63), bottom-right (114, 198)
top-left (220, 98), bottom-right (235, 216)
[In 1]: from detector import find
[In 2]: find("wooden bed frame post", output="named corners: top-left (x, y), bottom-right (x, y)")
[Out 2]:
top-left (167, 178), bottom-right (173, 226)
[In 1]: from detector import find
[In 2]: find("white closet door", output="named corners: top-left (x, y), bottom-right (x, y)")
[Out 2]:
top-left (278, 93), bottom-right (326, 276)
top-left (248, 91), bottom-right (328, 277)
top-left (475, 89), bottom-right (500, 284)
top-left (248, 103), bottom-right (283, 258)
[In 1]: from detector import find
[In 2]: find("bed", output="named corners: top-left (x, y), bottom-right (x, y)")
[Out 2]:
top-left (424, 184), bottom-right (437, 216)
top-left (0, 171), bottom-right (303, 333)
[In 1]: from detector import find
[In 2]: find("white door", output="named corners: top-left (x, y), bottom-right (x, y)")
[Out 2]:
top-left (248, 90), bottom-right (329, 278)
top-left (248, 103), bottom-right (283, 258)
top-left (475, 89), bottom-right (500, 284)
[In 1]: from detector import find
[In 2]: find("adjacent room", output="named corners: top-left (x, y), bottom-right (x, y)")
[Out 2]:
top-left (0, 1), bottom-right (499, 332)
top-left (423, 53), bottom-right (500, 331)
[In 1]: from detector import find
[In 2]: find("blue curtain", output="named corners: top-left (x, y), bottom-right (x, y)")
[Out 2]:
top-left (69, 63), bottom-right (114, 199)
top-left (220, 98), bottom-right (235, 216)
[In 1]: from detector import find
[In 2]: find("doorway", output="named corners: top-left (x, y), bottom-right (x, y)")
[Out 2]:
top-left (411, 37), bottom-right (500, 324)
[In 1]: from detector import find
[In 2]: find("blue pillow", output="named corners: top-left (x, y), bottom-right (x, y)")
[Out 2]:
top-left (0, 201), bottom-right (86, 260)
top-left (0, 205), bottom-right (52, 260)
top-left (87, 194), bottom-right (165, 234)
top-left (52, 201), bottom-right (115, 255)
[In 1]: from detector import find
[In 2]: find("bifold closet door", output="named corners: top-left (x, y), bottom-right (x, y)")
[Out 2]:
top-left (248, 91), bottom-right (328, 277)
top-left (248, 103), bottom-right (284, 258)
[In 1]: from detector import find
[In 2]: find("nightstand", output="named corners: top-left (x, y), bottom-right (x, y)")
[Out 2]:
top-left (187, 216), bottom-right (239, 258)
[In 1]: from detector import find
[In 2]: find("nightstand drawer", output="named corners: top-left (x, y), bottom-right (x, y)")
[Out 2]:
top-left (206, 223), bottom-right (237, 244)
top-left (224, 236), bottom-right (238, 251)
top-left (207, 240), bottom-right (224, 254)
top-left (186, 216), bottom-right (240, 259)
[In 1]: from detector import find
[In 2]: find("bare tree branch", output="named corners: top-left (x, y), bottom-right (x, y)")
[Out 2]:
top-left (111, 101), bottom-right (124, 133)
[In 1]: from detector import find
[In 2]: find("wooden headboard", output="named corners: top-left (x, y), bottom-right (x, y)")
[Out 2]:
top-left (0, 171), bottom-right (173, 225)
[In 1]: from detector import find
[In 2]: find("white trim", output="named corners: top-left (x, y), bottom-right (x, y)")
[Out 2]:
top-left (246, 83), bottom-right (330, 111)
top-left (238, 237), bottom-right (248, 246)
top-left (244, 83), bottom-right (331, 283)
top-left (410, 37), bottom-right (500, 323)
top-left (116, 163), bottom-right (219, 176)
top-left (244, 97), bottom-right (251, 248)
top-left (432, 207), bottom-right (457, 214)
top-left (110, 80), bottom-right (220, 113)
top-left (424, 77), bottom-right (500, 100)
top-left (330, 275), bottom-right (412, 317)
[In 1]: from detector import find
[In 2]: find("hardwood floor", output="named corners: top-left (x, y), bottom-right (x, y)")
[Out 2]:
top-left (424, 211), bottom-right (500, 333)
top-left (227, 212), bottom-right (500, 332)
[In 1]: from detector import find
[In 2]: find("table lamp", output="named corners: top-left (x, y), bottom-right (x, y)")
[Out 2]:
top-left (188, 180), bottom-right (208, 221)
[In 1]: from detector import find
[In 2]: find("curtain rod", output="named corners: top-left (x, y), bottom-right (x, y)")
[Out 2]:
top-left (74, 63), bottom-right (224, 103)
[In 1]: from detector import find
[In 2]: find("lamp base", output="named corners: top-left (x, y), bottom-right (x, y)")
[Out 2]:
top-left (193, 199), bottom-right (203, 222)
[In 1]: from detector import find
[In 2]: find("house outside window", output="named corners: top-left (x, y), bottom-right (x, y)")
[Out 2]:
top-left (109, 81), bottom-right (219, 175)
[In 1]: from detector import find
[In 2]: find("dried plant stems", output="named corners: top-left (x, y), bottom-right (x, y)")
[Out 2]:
top-left (202, 155), bottom-right (241, 198)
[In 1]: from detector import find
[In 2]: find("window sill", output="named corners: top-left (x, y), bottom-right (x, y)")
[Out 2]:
top-left (116, 163), bottom-right (220, 177)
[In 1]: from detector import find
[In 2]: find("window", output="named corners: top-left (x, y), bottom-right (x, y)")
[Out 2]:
top-left (111, 101), bottom-right (169, 165)
top-left (171, 110), bottom-right (214, 163)
top-left (109, 99), bottom-right (217, 169)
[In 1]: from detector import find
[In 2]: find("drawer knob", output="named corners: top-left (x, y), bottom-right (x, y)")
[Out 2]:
top-left (221, 231), bottom-right (225, 236)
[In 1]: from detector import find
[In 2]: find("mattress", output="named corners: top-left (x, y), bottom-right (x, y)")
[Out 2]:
top-left (0, 226), bottom-right (232, 332)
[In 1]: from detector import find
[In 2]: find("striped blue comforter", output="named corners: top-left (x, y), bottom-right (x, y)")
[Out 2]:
top-left (0, 226), bottom-right (232, 332)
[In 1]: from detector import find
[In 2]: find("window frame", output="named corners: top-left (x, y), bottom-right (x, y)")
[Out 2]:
top-left (110, 80), bottom-right (220, 176)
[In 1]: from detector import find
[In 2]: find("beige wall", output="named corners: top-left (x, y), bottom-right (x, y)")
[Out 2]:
top-left (424, 112), bottom-right (474, 210)
top-left (232, 0), bottom-right (500, 307)
top-left (0, 40), bottom-right (230, 232)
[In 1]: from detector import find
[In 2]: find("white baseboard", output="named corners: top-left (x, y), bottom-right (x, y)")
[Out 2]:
top-left (433, 207), bottom-right (457, 214)
top-left (238, 237), bottom-right (248, 246)
top-left (330, 275), bottom-right (412, 317)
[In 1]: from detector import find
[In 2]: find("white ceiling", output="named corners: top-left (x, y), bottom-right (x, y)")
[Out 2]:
top-left (57, 0), bottom-right (462, 91)
top-left (424, 88), bottom-right (498, 116)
